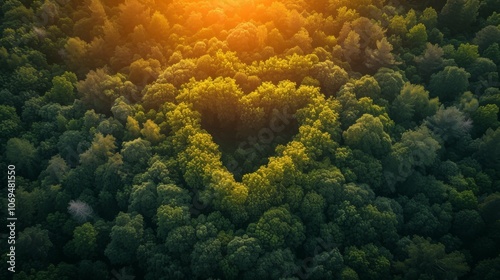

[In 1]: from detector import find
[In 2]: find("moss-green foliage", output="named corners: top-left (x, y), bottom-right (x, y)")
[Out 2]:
top-left (1, 0), bottom-right (499, 279)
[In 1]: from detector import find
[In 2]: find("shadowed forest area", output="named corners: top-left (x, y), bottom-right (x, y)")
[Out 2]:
top-left (1, 0), bottom-right (500, 279)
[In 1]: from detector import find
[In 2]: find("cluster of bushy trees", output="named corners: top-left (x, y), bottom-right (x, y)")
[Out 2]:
top-left (1, 0), bottom-right (500, 279)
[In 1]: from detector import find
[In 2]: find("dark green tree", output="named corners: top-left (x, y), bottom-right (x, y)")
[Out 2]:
top-left (429, 66), bottom-right (470, 103)
top-left (17, 225), bottom-right (53, 261)
top-left (252, 207), bottom-right (305, 250)
top-left (64, 222), bottom-right (98, 259)
top-left (0, 105), bottom-right (21, 138)
top-left (394, 235), bottom-right (470, 279)
top-left (344, 244), bottom-right (392, 280)
top-left (104, 212), bottom-right (144, 265)
top-left (440, 0), bottom-right (480, 34)
top-left (6, 138), bottom-right (37, 177)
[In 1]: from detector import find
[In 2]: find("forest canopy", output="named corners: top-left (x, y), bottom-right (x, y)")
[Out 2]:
top-left (1, 0), bottom-right (500, 279)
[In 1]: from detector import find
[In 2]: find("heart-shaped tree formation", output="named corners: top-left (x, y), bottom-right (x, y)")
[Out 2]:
top-left (163, 76), bottom-right (341, 221)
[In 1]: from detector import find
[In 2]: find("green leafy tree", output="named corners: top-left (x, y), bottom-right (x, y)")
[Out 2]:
top-left (452, 209), bottom-right (485, 241)
top-left (165, 225), bottom-right (196, 258)
top-left (415, 43), bottom-right (445, 81)
top-left (425, 106), bottom-right (472, 143)
top-left (429, 66), bottom-right (470, 103)
top-left (104, 212), bottom-right (144, 265)
top-left (64, 222), bottom-right (98, 259)
top-left (385, 126), bottom-right (440, 190)
top-left (342, 30), bottom-right (361, 64)
top-left (121, 138), bottom-right (152, 173)
top-left (45, 72), bottom-right (77, 105)
top-left (400, 172), bottom-right (448, 204)
top-left (300, 191), bottom-right (326, 230)
top-left (157, 205), bottom-right (190, 240)
top-left (479, 193), bottom-right (500, 223)
top-left (343, 114), bottom-right (391, 158)
top-left (361, 204), bottom-right (399, 246)
top-left (244, 248), bottom-right (297, 280)
top-left (471, 104), bottom-right (500, 136)
top-left (483, 43), bottom-right (500, 64)
top-left (79, 133), bottom-right (117, 168)
top-left (40, 155), bottom-right (69, 187)
top-left (406, 23), bottom-right (427, 48)
top-left (243, 157), bottom-right (292, 218)
top-left (139, 246), bottom-right (186, 280)
top-left (350, 75), bottom-right (382, 100)
top-left (395, 235), bottom-right (469, 279)
top-left (310, 60), bottom-right (349, 96)
top-left (77, 260), bottom-right (109, 280)
top-left (160, 59), bottom-right (198, 88)
top-left (10, 65), bottom-right (48, 94)
top-left (140, 119), bottom-right (163, 144)
top-left (440, 0), bottom-right (480, 34)
top-left (156, 183), bottom-right (191, 206)
top-left (222, 235), bottom-right (262, 279)
top-left (454, 43), bottom-right (479, 67)
top-left (17, 225), bottom-right (53, 261)
top-left (0, 105), bottom-right (21, 138)
top-left (373, 68), bottom-right (406, 102)
top-left (341, 267), bottom-right (360, 280)
top-left (344, 244), bottom-right (392, 280)
top-left (141, 82), bottom-right (177, 111)
top-left (420, 7), bottom-right (438, 29)
top-left (308, 248), bottom-right (345, 280)
top-left (471, 255), bottom-right (500, 280)
top-left (226, 22), bottom-right (260, 52)
top-left (6, 138), bottom-right (37, 177)
top-left (129, 182), bottom-right (157, 219)
top-left (128, 58), bottom-right (161, 86)
top-left (111, 96), bottom-right (134, 123)
top-left (177, 77), bottom-right (244, 129)
top-left (474, 25), bottom-right (500, 52)
top-left (252, 207), bottom-right (305, 250)
top-left (400, 195), bottom-right (452, 238)
top-left (364, 38), bottom-right (397, 70)
top-left (191, 238), bottom-right (223, 278)
top-left (467, 57), bottom-right (497, 81)
top-left (475, 127), bottom-right (500, 173)
top-left (389, 15), bottom-right (408, 36)
top-left (77, 68), bottom-right (136, 114)
top-left (14, 263), bottom-right (78, 280)
top-left (391, 83), bottom-right (440, 128)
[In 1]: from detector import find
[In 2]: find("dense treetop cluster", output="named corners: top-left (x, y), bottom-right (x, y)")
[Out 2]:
top-left (1, 0), bottom-right (500, 279)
